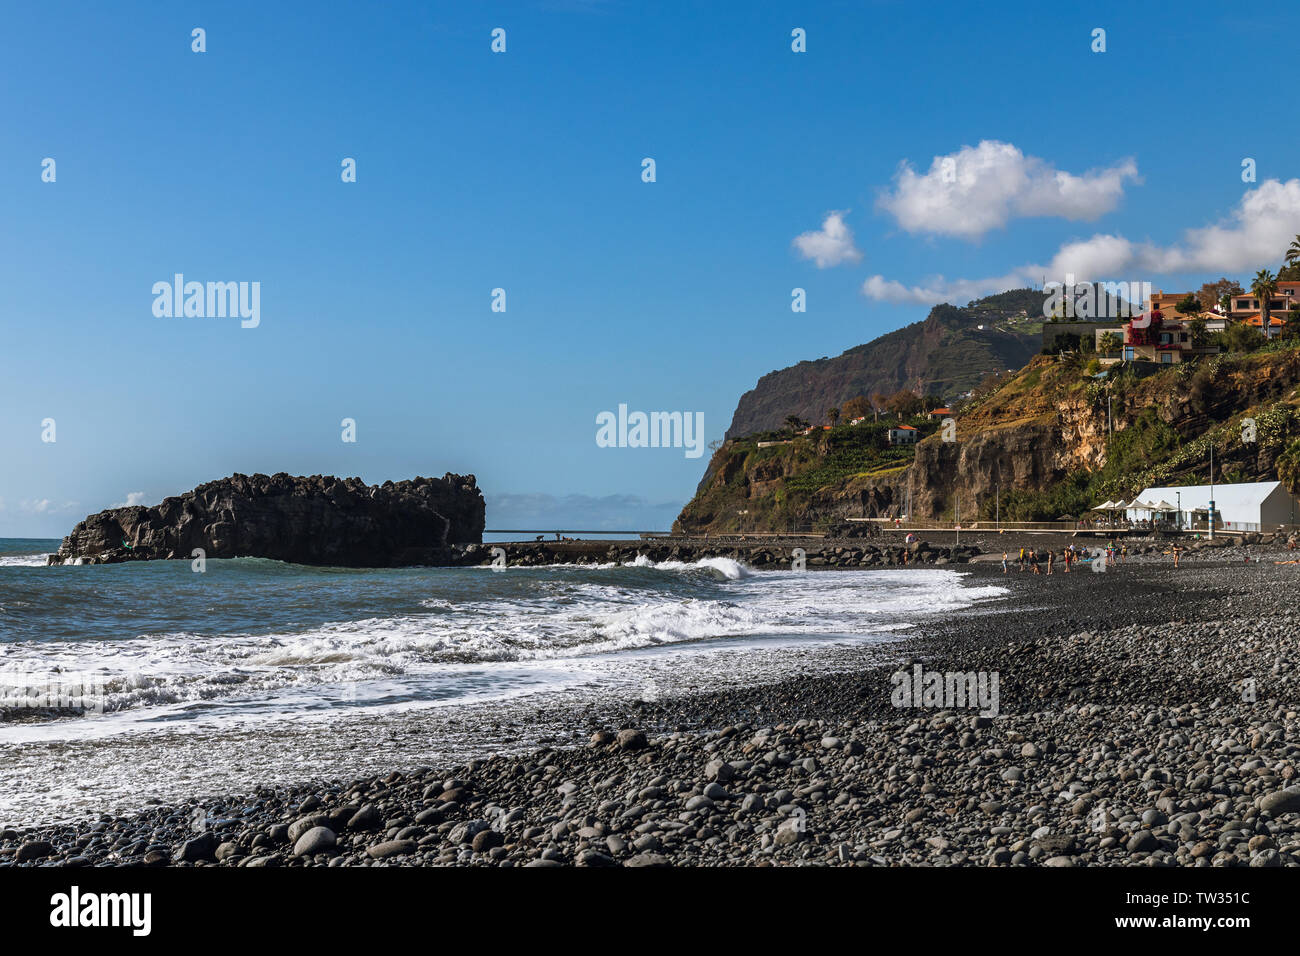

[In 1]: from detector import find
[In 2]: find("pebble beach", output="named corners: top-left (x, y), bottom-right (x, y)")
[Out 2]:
top-left (4, 541), bottom-right (1299, 868)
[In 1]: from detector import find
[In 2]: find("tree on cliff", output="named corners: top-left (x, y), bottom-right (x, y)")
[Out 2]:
top-left (1252, 269), bottom-right (1278, 331)
top-left (827, 406), bottom-right (840, 425)
top-left (1282, 235), bottom-right (1300, 281)
top-left (871, 392), bottom-right (890, 422)
top-left (1196, 278), bottom-right (1242, 314)
top-left (1278, 438), bottom-right (1300, 497)
top-left (885, 390), bottom-right (922, 419)
top-left (1217, 321), bottom-right (1267, 353)
top-left (1283, 305), bottom-right (1300, 343)
top-left (841, 396), bottom-right (872, 421)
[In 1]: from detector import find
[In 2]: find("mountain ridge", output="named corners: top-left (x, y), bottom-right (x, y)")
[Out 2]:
top-left (724, 289), bottom-right (1046, 439)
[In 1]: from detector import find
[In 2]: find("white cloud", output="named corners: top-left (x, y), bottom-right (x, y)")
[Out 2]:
top-left (112, 491), bottom-right (148, 508)
top-left (864, 179), bottom-right (1300, 305)
top-left (1068, 177), bottom-right (1300, 277)
top-left (862, 269), bottom-right (1039, 305)
top-left (792, 210), bottom-right (863, 268)
top-left (877, 140), bottom-right (1138, 240)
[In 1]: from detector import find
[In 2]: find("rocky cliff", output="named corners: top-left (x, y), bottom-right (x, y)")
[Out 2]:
top-left (49, 473), bottom-right (485, 567)
top-left (724, 289), bottom-right (1044, 439)
top-left (677, 349), bottom-right (1300, 533)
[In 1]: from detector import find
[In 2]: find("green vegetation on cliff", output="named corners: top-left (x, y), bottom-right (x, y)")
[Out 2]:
top-left (676, 418), bottom-right (937, 533)
top-left (979, 350), bottom-right (1300, 521)
top-left (677, 346), bottom-right (1300, 533)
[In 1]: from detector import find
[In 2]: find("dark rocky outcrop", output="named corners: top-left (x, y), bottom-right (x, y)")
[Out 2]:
top-left (48, 473), bottom-right (485, 567)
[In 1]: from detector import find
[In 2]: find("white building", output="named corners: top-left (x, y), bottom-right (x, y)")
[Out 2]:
top-left (1128, 481), bottom-right (1300, 532)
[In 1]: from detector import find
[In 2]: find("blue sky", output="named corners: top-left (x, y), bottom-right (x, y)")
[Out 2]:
top-left (2, 0), bottom-right (1297, 537)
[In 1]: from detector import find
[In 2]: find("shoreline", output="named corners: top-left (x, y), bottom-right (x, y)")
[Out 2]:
top-left (3, 554), bottom-right (1299, 866)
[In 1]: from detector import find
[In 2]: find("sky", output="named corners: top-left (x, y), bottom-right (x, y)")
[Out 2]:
top-left (2, 0), bottom-right (1298, 537)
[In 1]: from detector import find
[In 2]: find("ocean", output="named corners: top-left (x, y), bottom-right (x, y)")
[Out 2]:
top-left (0, 537), bottom-right (1006, 824)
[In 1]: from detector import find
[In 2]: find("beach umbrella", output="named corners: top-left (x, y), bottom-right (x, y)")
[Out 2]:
top-left (1153, 500), bottom-right (1175, 512)
top-left (1094, 500), bottom-right (1116, 511)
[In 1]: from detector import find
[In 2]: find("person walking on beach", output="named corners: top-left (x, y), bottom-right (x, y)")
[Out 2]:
top-left (1047, 550), bottom-right (1054, 575)
top-left (1120, 544), bottom-right (1127, 564)
top-left (1173, 544), bottom-right (1181, 568)
top-left (1018, 546), bottom-right (1026, 572)
top-left (1063, 548), bottom-right (1072, 572)
top-left (1001, 551), bottom-right (1009, 574)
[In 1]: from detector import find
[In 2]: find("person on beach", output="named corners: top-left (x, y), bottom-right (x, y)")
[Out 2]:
top-left (1121, 544), bottom-right (1127, 564)
top-left (1063, 548), bottom-right (1072, 572)
top-left (1173, 545), bottom-right (1181, 568)
top-left (1031, 550), bottom-right (1042, 574)
top-left (1018, 547), bottom-right (1026, 572)
top-left (1047, 550), bottom-right (1054, 575)
top-left (1001, 551), bottom-right (1009, 574)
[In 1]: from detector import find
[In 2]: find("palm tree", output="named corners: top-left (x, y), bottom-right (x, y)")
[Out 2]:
top-left (1287, 235), bottom-right (1300, 266)
top-left (1253, 268), bottom-right (1278, 337)
top-left (827, 407), bottom-right (840, 426)
top-left (1099, 331), bottom-right (1120, 355)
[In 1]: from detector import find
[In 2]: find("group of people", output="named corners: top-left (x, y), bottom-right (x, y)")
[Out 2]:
top-left (1001, 544), bottom-right (1098, 574)
top-left (999, 540), bottom-right (1188, 573)
top-left (998, 542), bottom-right (1135, 574)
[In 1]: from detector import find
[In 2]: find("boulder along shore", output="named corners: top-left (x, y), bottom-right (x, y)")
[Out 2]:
top-left (4, 548), bottom-right (1300, 868)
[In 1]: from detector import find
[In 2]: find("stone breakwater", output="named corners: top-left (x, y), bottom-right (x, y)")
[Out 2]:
top-left (48, 472), bottom-right (485, 568)
top-left (463, 538), bottom-right (982, 568)
top-left (4, 561), bottom-right (1299, 868)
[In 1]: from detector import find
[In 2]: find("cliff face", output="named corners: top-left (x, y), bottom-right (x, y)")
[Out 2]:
top-left (677, 350), bottom-right (1300, 533)
top-left (724, 290), bottom-right (1044, 439)
top-left (49, 473), bottom-right (485, 567)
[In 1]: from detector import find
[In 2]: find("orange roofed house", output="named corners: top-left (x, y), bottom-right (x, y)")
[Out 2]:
top-left (1230, 281), bottom-right (1300, 339)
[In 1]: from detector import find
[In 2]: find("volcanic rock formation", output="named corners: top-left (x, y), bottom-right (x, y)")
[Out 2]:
top-left (48, 472), bottom-right (485, 567)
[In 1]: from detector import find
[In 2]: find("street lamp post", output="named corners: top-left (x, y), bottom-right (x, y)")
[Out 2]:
top-left (1208, 444), bottom-right (1216, 541)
